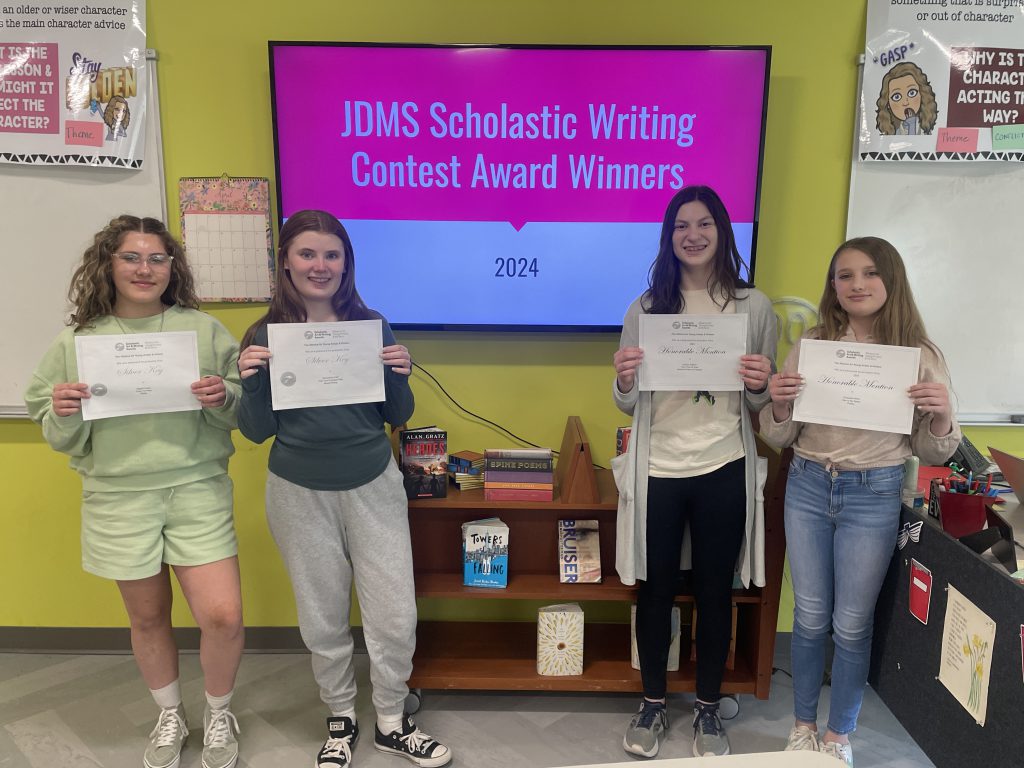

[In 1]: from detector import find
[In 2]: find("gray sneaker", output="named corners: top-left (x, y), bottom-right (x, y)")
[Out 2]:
top-left (623, 700), bottom-right (669, 758)
top-left (821, 740), bottom-right (854, 766)
top-left (202, 707), bottom-right (240, 768)
top-left (692, 701), bottom-right (730, 757)
top-left (144, 704), bottom-right (189, 768)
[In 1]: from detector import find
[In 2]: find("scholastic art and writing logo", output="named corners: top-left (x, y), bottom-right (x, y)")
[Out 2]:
top-left (835, 349), bottom-right (846, 359)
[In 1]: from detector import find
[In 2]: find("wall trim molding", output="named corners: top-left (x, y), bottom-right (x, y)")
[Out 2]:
top-left (0, 626), bottom-right (366, 654)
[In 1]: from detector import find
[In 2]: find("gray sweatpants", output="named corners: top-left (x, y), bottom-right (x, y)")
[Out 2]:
top-left (265, 461), bottom-right (416, 717)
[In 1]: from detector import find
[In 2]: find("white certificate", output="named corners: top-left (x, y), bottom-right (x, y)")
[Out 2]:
top-left (267, 320), bottom-right (385, 410)
top-left (793, 339), bottom-right (921, 434)
top-left (638, 314), bottom-right (747, 391)
top-left (75, 332), bottom-right (200, 421)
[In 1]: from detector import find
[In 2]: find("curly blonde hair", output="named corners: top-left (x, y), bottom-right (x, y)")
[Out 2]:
top-left (68, 215), bottom-right (198, 329)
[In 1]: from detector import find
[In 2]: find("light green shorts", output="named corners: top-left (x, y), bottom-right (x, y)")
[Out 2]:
top-left (80, 474), bottom-right (237, 581)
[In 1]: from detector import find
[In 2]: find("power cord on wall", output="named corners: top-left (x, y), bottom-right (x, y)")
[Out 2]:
top-left (412, 361), bottom-right (558, 456)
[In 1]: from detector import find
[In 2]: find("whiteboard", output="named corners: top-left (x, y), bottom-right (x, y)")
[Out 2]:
top-left (847, 160), bottom-right (1024, 423)
top-left (0, 52), bottom-right (165, 416)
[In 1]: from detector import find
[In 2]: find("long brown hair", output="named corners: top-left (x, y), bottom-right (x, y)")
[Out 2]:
top-left (68, 215), bottom-right (197, 330)
top-left (814, 236), bottom-right (933, 349)
top-left (242, 210), bottom-right (372, 347)
top-left (644, 185), bottom-right (748, 314)
top-left (875, 62), bottom-right (938, 135)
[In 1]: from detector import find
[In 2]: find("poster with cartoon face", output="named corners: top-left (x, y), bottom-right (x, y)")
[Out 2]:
top-left (860, 0), bottom-right (1024, 160)
top-left (0, 1), bottom-right (146, 167)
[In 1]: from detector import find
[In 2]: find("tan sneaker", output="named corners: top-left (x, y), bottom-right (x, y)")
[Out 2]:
top-left (144, 704), bottom-right (189, 768)
top-left (785, 725), bottom-right (820, 751)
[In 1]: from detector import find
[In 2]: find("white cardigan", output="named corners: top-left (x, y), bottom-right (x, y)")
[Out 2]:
top-left (611, 288), bottom-right (777, 588)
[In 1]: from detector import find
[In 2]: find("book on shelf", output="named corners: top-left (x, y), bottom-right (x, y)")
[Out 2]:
top-left (452, 472), bottom-right (485, 490)
top-left (462, 517), bottom-right (509, 588)
top-left (486, 481), bottom-right (554, 490)
top-left (448, 449), bottom-right (484, 475)
top-left (630, 603), bottom-right (682, 671)
top-left (484, 456), bottom-right (555, 473)
top-left (399, 427), bottom-right (448, 500)
top-left (448, 449), bottom-right (485, 490)
top-left (616, 426), bottom-right (632, 456)
top-left (484, 447), bottom-right (553, 459)
top-left (558, 520), bottom-right (601, 583)
top-left (483, 470), bottom-right (554, 484)
top-left (537, 603), bottom-right (584, 676)
top-left (483, 487), bottom-right (554, 502)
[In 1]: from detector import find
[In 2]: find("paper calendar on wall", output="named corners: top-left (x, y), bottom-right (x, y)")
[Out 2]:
top-left (179, 176), bottom-right (274, 302)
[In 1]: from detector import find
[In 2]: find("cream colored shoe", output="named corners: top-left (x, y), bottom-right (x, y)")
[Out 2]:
top-left (785, 725), bottom-right (820, 751)
top-left (821, 739), bottom-right (854, 766)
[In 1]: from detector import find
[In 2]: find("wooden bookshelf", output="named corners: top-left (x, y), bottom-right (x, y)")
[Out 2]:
top-left (409, 621), bottom-right (754, 693)
top-left (407, 434), bottom-right (789, 700)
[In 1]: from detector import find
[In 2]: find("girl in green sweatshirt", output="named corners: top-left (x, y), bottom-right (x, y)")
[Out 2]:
top-left (25, 215), bottom-right (244, 768)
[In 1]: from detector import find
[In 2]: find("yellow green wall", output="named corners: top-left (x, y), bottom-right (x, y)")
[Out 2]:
top-left (2, 0), bottom-right (1022, 631)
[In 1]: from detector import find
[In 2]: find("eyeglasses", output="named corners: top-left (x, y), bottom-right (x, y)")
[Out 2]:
top-left (114, 252), bottom-right (174, 268)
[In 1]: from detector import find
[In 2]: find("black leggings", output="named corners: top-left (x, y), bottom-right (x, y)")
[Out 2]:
top-left (636, 458), bottom-right (747, 701)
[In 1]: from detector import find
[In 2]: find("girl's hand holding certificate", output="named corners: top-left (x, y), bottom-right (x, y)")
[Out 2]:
top-left (238, 344), bottom-right (271, 379)
top-left (613, 346), bottom-right (644, 393)
top-left (381, 344), bottom-right (411, 376)
top-left (191, 375), bottom-right (227, 408)
top-left (52, 382), bottom-right (90, 417)
top-left (908, 380), bottom-right (953, 436)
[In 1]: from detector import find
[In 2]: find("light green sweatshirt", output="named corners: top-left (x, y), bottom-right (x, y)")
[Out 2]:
top-left (24, 306), bottom-right (241, 492)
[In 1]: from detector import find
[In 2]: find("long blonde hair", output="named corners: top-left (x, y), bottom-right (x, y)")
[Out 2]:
top-left (813, 236), bottom-right (933, 349)
top-left (68, 215), bottom-right (198, 330)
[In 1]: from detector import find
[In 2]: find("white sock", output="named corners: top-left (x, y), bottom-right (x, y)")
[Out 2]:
top-left (331, 708), bottom-right (357, 723)
top-left (150, 680), bottom-right (182, 710)
top-left (377, 712), bottom-right (404, 735)
top-left (206, 689), bottom-right (233, 711)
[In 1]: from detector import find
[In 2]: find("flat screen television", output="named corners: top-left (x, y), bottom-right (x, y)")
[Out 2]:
top-left (269, 43), bottom-right (771, 331)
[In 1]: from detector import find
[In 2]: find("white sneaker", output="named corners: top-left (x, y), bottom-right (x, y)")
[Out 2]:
top-left (144, 704), bottom-right (189, 768)
top-left (785, 725), bottom-right (820, 751)
top-left (821, 739), bottom-right (854, 766)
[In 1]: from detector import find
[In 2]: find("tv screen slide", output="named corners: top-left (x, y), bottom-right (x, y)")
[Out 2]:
top-left (270, 43), bottom-right (770, 331)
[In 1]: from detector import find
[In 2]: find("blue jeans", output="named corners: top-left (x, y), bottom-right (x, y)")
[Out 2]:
top-left (784, 455), bottom-right (903, 735)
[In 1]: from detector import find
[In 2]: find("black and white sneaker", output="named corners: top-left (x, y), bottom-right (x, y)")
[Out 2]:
top-left (373, 714), bottom-right (451, 767)
top-left (316, 717), bottom-right (358, 768)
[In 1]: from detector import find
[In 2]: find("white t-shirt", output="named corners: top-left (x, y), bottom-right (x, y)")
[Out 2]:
top-left (648, 288), bottom-right (744, 478)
